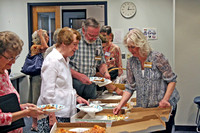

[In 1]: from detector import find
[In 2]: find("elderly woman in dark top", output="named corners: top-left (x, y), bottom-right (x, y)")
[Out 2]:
top-left (113, 28), bottom-right (180, 133)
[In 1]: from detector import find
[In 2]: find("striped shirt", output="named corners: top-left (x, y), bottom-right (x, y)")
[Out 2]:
top-left (125, 51), bottom-right (180, 109)
top-left (70, 29), bottom-right (106, 77)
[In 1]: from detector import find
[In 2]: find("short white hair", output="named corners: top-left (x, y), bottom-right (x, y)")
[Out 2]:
top-left (53, 28), bottom-right (62, 43)
top-left (32, 30), bottom-right (47, 45)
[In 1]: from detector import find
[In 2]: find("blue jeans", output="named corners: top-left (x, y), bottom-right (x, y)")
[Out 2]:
top-left (72, 78), bottom-right (97, 100)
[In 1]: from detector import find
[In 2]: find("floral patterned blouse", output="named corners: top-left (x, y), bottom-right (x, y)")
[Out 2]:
top-left (103, 43), bottom-right (123, 75)
top-left (0, 70), bottom-right (22, 133)
top-left (125, 51), bottom-right (180, 109)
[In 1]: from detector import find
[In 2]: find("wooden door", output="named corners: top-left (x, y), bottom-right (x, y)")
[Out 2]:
top-left (32, 6), bottom-right (60, 46)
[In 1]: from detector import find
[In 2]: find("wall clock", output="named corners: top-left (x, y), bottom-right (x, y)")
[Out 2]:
top-left (120, 2), bottom-right (137, 19)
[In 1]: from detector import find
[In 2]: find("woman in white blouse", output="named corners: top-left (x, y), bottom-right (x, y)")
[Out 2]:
top-left (37, 27), bottom-right (89, 133)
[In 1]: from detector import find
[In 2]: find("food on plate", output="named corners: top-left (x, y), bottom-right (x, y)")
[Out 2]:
top-left (124, 103), bottom-right (129, 108)
top-left (56, 128), bottom-right (75, 133)
top-left (83, 125), bottom-right (105, 133)
top-left (56, 125), bottom-right (105, 133)
top-left (107, 114), bottom-right (125, 121)
top-left (94, 78), bottom-right (105, 82)
top-left (42, 104), bottom-right (56, 110)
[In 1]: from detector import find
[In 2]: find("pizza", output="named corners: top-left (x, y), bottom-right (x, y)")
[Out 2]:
top-left (56, 128), bottom-right (75, 133)
top-left (94, 78), bottom-right (105, 82)
top-left (83, 125), bottom-right (105, 133)
top-left (107, 114), bottom-right (125, 121)
top-left (42, 104), bottom-right (56, 109)
top-left (56, 125), bottom-right (105, 133)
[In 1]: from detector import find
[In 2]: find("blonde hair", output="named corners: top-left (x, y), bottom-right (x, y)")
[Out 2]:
top-left (32, 30), bottom-right (47, 44)
top-left (124, 28), bottom-right (152, 57)
top-left (0, 31), bottom-right (24, 55)
top-left (57, 27), bottom-right (81, 47)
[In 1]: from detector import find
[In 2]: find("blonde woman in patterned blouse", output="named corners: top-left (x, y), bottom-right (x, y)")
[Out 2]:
top-left (113, 28), bottom-right (180, 133)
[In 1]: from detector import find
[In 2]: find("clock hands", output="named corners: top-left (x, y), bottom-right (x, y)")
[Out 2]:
top-left (128, 6), bottom-right (134, 10)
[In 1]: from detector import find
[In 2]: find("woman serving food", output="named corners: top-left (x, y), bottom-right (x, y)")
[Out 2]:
top-left (113, 28), bottom-right (180, 133)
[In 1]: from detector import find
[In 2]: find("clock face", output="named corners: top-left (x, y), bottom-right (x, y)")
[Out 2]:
top-left (120, 2), bottom-right (137, 18)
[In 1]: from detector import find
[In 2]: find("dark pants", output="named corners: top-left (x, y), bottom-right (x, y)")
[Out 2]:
top-left (72, 78), bottom-right (97, 100)
top-left (38, 117), bottom-right (70, 133)
top-left (152, 106), bottom-right (177, 133)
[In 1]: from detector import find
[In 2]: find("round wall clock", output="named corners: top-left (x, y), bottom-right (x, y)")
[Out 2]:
top-left (120, 2), bottom-right (137, 19)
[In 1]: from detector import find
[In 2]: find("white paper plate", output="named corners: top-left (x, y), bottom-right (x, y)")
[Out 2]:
top-left (76, 103), bottom-right (103, 113)
top-left (38, 104), bottom-right (65, 112)
top-left (90, 77), bottom-right (108, 83)
top-left (69, 128), bottom-right (90, 132)
top-left (90, 77), bottom-right (112, 87)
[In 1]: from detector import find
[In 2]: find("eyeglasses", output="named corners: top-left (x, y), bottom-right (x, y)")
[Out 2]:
top-left (128, 46), bottom-right (136, 49)
top-left (86, 32), bottom-right (99, 39)
top-left (1, 54), bottom-right (19, 61)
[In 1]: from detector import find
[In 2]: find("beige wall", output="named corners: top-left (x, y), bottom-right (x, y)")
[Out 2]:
top-left (108, 0), bottom-right (174, 69)
top-left (175, 0), bottom-right (200, 125)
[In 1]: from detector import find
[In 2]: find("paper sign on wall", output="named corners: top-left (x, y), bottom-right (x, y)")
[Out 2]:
top-left (112, 29), bottom-right (124, 44)
top-left (143, 28), bottom-right (157, 40)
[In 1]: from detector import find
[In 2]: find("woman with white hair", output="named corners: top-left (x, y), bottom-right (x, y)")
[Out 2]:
top-left (31, 29), bottom-right (49, 56)
top-left (30, 29), bottom-right (49, 131)
top-left (113, 28), bottom-right (180, 133)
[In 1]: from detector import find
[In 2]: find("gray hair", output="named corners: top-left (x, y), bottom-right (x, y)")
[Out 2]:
top-left (53, 28), bottom-right (62, 44)
top-left (82, 17), bottom-right (100, 30)
top-left (124, 28), bottom-right (152, 57)
top-left (32, 30), bottom-right (47, 45)
top-left (0, 31), bottom-right (24, 55)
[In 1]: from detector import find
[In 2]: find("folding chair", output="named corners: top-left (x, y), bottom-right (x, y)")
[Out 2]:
top-left (194, 96), bottom-right (200, 132)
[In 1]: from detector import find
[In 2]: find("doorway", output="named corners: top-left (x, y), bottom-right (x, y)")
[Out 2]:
top-left (32, 6), bottom-right (60, 46)
top-left (28, 2), bottom-right (107, 48)
top-left (62, 9), bottom-right (86, 29)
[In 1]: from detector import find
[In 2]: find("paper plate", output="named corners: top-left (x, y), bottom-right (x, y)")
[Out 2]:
top-left (76, 103), bottom-right (103, 113)
top-left (90, 77), bottom-right (108, 83)
top-left (69, 128), bottom-right (90, 132)
top-left (38, 104), bottom-right (65, 112)
top-left (90, 77), bottom-right (112, 87)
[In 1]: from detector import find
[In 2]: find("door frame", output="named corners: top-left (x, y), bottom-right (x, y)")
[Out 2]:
top-left (27, 1), bottom-right (107, 49)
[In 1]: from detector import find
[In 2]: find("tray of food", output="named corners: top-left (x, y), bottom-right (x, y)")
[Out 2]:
top-left (50, 123), bottom-right (106, 133)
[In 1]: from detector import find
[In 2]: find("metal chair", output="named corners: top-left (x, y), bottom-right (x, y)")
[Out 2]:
top-left (194, 96), bottom-right (200, 132)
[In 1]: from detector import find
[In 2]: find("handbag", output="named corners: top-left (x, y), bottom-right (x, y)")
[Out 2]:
top-left (0, 93), bottom-right (25, 133)
top-left (21, 53), bottom-right (44, 76)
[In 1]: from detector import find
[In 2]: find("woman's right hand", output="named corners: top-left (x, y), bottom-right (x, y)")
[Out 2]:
top-left (113, 105), bottom-right (122, 115)
top-left (37, 29), bottom-right (43, 37)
